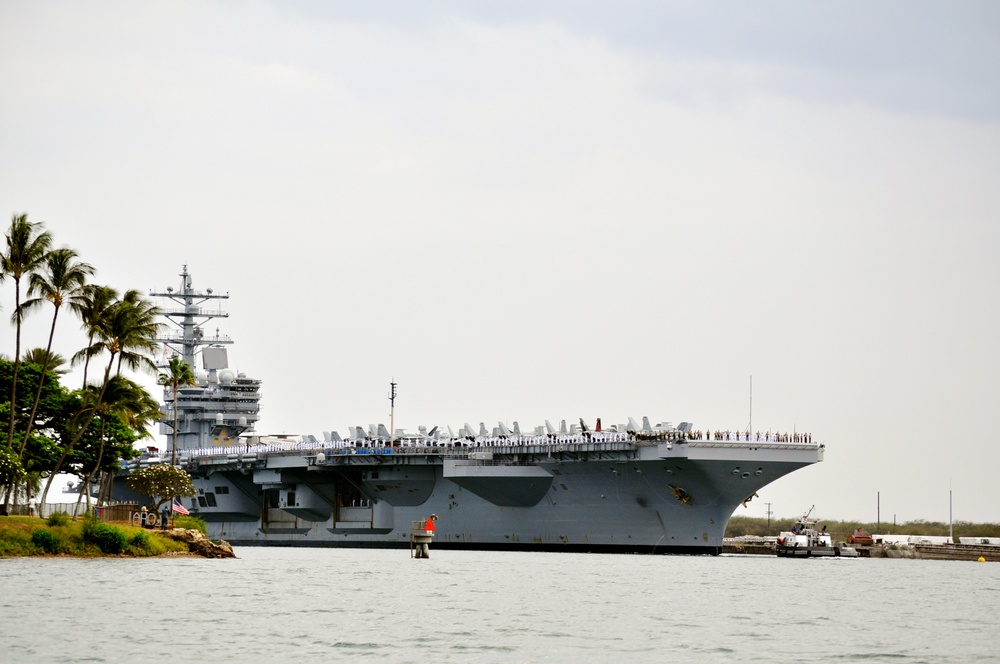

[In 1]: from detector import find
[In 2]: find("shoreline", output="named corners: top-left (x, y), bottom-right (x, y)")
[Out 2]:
top-left (723, 539), bottom-right (997, 562)
top-left (0, 515), bottom-right (234, 559)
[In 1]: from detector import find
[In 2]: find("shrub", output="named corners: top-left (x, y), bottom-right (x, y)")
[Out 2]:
top-left (31, 529), bottom-right (60, 554)
top-left (129, 531), bottom-right (150, 550)
top-left (0, 526), bottom-right (33, 556)
top-left (82, 517), bottom-right (127, 554)
top-left (46, 511), bottom-right (70, 527)
top-left (93, 527), bottom-right (127, 555)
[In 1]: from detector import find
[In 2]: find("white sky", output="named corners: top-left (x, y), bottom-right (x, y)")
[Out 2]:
top-left (2, 1), bottom-right (998, 523)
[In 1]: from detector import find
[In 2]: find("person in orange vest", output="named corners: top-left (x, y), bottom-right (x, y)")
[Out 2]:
top-left (424, 514), bottom-right (438, 532)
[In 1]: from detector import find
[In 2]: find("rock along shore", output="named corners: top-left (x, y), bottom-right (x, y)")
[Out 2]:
top-left (160, 528), bottom-right (235, 558)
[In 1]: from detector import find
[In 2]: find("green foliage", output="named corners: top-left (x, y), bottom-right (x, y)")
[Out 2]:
top-left (0, 361), bottom-right (68, 449)
top-left (131, 529), bottom-right (187, 556)
top-left (129, 530), bottom-right (150, 551)
top-left (172, 514), bottom-right (207, 534)
top-left (81, 516), bottom-right (127, 554)
top-left (46, 511), bottom-right (70, 527)
top-left (726, 515), bottom-right (1000, 540)
top-left (0, 515), bottom-right (189, 557)
top-left (31, 528), bottom-right (60, 554)
top-left (0, 446), bottom-right (26, 486)
top-left (126, 464), bottom-right (195, 512)
top-left (0, 357), bottom-right (152, 494)
top-left (0, 525), bottom-right (34, 556)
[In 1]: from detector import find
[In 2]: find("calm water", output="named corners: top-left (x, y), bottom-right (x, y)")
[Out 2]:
top-left (2, 548), bottom-right (998, 663)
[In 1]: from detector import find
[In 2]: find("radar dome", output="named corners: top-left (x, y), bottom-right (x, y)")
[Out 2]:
top-left (219, 369), bottom-right (236, 385)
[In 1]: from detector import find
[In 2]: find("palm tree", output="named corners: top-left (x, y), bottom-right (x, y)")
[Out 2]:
top-left (110, 290), bottom-right (160, 377)
top-left (158, 356), bottom-right (196, 465)
top-left (22, 348), bottom-right (68, 375)
top-left (74, 376), bottom-right (159, 516)
top-left (40, 293), bottom-right (162, 506)
top-left (72, 290), bottom-right (161, 382)
top-left (1, 213), bottom-right (52, 449)
top-left (71, 284), bottom-right (118, 389)
top-left (19, 248), bottom-right (94, 456)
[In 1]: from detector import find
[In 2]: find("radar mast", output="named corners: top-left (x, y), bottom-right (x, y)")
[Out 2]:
top-left (150, 264), bottom-right (232, 368)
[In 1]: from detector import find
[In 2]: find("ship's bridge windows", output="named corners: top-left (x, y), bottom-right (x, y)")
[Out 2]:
top-left (205, 492), bottom-right (217, 507)
top-left (197, 496), bottom-right (207, 508)
top-left (215, 486), bottom-right (229, 494)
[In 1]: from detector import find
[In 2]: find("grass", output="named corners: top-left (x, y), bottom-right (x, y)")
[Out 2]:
top-left (0, 515), bottom-right (191, 557)
top-left (172, 514), bottom-right (207, 534)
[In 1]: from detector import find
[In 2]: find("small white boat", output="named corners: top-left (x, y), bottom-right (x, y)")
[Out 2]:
top-left (775, 506), bottom-right (856, 558)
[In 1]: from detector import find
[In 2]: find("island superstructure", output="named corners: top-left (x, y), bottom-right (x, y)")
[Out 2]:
top-left (150, 266), bottom-right (260, 450)
top-left (123, 267), bottom-right (824, 554)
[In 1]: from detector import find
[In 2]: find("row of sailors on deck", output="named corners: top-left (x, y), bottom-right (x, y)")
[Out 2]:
top-left (710, 431), bottom-right (812, 443)
top-left (312, 430), bottom-right (813, 447)
top-left (178, 430), bottom-right (813, 458)
top-left (325, 432), bottom-right (636, 447)
top-left (637, 430), bottom-right (813, 443)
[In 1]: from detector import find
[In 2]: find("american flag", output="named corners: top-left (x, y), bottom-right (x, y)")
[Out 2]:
top-left (172, 498), bottom-right (190, 516)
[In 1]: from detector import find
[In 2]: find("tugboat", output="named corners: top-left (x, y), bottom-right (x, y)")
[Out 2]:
top-left (775, 506), bottom-right (858, 557)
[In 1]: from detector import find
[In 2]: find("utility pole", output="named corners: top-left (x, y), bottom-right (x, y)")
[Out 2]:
top-left (765, 502), bottom-right (773, 532)
top-left (949, 489), bottom-right (953, 543)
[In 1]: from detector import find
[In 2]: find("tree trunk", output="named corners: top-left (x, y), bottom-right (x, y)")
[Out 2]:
top-left (81, 333), bottom-right (94, 389)
top-left (19, 306), bottom-right (60, 456)
top-left (3, 279), bottom-right (23, 512)
top-left (75, 418), bottom-right (107, 520)
top-left (97, 471), bottom-right (111, 506)
top-left (171, 382), bottom-right (179, 465)
top-left (7, 278), bottom-right (23, 451)
top-left (40, 357), bottom-right (115, 506)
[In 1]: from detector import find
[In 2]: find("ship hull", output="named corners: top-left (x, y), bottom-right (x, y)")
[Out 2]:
top-left (135, 438), bottom-right (823, 554)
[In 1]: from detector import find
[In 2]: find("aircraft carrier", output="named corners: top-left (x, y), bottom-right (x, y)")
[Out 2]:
top-left (121, 266), bottom-right (823, 554)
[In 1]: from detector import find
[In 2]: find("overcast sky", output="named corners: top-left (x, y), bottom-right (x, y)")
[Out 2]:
top-left (2, 1), bottom-right (998, 523)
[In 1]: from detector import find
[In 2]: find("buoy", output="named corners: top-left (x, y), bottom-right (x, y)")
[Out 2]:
top-left (410, 515), bottom-right (438, 559)
top-left (978, 556), bottom-right (986, 563)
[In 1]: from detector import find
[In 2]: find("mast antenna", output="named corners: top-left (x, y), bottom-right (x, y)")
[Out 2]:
top-left (389, 380), bottom-right (397, 445)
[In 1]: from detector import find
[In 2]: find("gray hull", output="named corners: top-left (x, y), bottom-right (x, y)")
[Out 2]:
top-left (166, 438), bottom-right (822, 554)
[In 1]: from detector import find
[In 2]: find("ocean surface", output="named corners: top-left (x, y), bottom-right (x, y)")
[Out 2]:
top-left (2, 547), bottom-right (997, 663)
